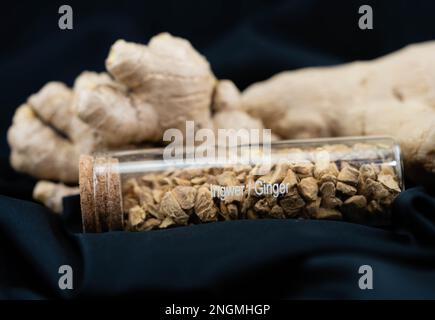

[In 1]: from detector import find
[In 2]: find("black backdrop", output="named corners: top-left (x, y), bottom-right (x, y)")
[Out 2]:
top-left (1, 0), bottom-right (435, 299)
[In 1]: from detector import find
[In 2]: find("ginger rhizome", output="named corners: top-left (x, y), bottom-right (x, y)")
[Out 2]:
top-left (8, 33), bottom-right (262, 185)
top-left (33, 181), bottom-right (79, 213)
top-left (242, 42), bottom-right (435, 186)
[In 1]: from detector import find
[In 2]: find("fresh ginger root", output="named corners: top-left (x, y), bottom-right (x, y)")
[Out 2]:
top-left (242, 42), bottom-right (435, 186)
top-left (33, 181), bottom-right (79, 213)
top-left (8, 33), bottom-right (262, 184)
top-left (7, 33), bottom-right (262, 212)
top-left (212, 80), bottom-right (264, 134)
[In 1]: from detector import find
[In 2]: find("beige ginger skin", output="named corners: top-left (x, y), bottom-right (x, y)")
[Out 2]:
top-left (7, 33), bottom-right (262, 185)
top-left (242, 42), bottom-right (435, 186)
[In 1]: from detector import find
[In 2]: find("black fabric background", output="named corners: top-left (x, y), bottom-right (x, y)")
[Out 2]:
top-left (1, 0), bottom-right (435, 299)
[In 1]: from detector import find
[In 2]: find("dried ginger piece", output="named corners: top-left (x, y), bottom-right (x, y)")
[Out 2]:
top-left (314, 208), bottom-right (342, 220)
top-left (297, 177), bottom-right (318, 201)
top-left (337, 165), bottom-right (360, 186)
top-left (320, 173), bottom-right (337, 184)
top-left (241, 191), bottom-right (257, 216)
top-left (226, 203), bottom-right (239, 220)
top-left (216, 171), bottom-right (239, 186)
top-left (270, 205), bottom-right (285, 219)
top-left (319, 181), bottom-right (335, 198)
top-left (313, 150), bottom-right (335, 179)
top-left (305, 198), bottom-right (321, 217)
top-left (236, 172), bottom-right (247, 183)
top-left (282, 168), bottom-right (299, 188)
top-left (343, 195), bottom-right (367, 209)
top-left (315, 162), bottom-right (339, 180)
top-left (232, 164), bottom-right (252, 174)
top-left (279, 188), bottom-right (305, 217)
top-left (171, 186), bottom-right (196, 210)
top-left (216, 171), bottom-right (244, 203)
top-left (152, 189), bottom-right (164, 203)
top-left (359, 164), bottom-right (377, 181)
top-left (363, 178), bottom-right (390, 200)
top-left (160, 191), bottom-right (189, 225)
top-left (128, 205), bottom-right (146, 228)
top-left (322, 196), bottom-right (343, 209)
top-left (291, 162), bottom-right (314, 178)
top-left (175, 168), bottom-right (204, 180)
top-left (159, 217), bottom-right (175, 229)
top-left (247, 209), bottom-right (258, 219)
top-left (194, 186), bottom-right (218, 222)
top-left (367, 200), bottom-right (383, 214)
top-left (138, 218), bottom-right (161, 231)
top-left (265, 194), bottom-right (277, 206)
top-left (380, 164), bottom-right (395, 176)
top-left (377, 173), bottom-right (401, 193)
top-left (336, 181), bottom-right (357, 196)
top-left (146, 203), bottom-right (163, 220)
top-left (319, 181), bottom-right (342, 209)
top-left (340, 195), bottom-right (368, 223)
top-left (141, 174), bottom-right (159, 189)
top-left (219, 199), bottom-right (240, 220)
top-left (173, 177), bottom-right (192, 186)
top-left (258, 162), bottom-right (289, 185)
top-left (191, 176), bottom-right (207, 185)
top-left (254, 198), bottom-right (270, 215)
top-left (137, 185), bottom-right (154, 208)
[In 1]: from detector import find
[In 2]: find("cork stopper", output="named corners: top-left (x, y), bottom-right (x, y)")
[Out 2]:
top-left (107, 158), bottom-right (124, 231)
top-left (79, 155), bottom-right (97, 232)
top-left (79, 154), bottom-right (124, 233)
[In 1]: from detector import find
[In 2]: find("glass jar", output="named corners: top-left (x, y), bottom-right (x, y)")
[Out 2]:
top-left (79, 136), bottom-right (404, 232)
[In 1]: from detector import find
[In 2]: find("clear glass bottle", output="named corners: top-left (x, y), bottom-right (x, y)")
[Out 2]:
top-left (79, 136), bottom-right (404, 232)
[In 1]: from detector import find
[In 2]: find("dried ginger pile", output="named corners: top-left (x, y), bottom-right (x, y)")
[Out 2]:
top-left (119, 144), bottom-right (401, 232)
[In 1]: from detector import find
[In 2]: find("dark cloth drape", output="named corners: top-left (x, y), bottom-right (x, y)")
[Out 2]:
top-left (1, 0), bottom-right (435, 299)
